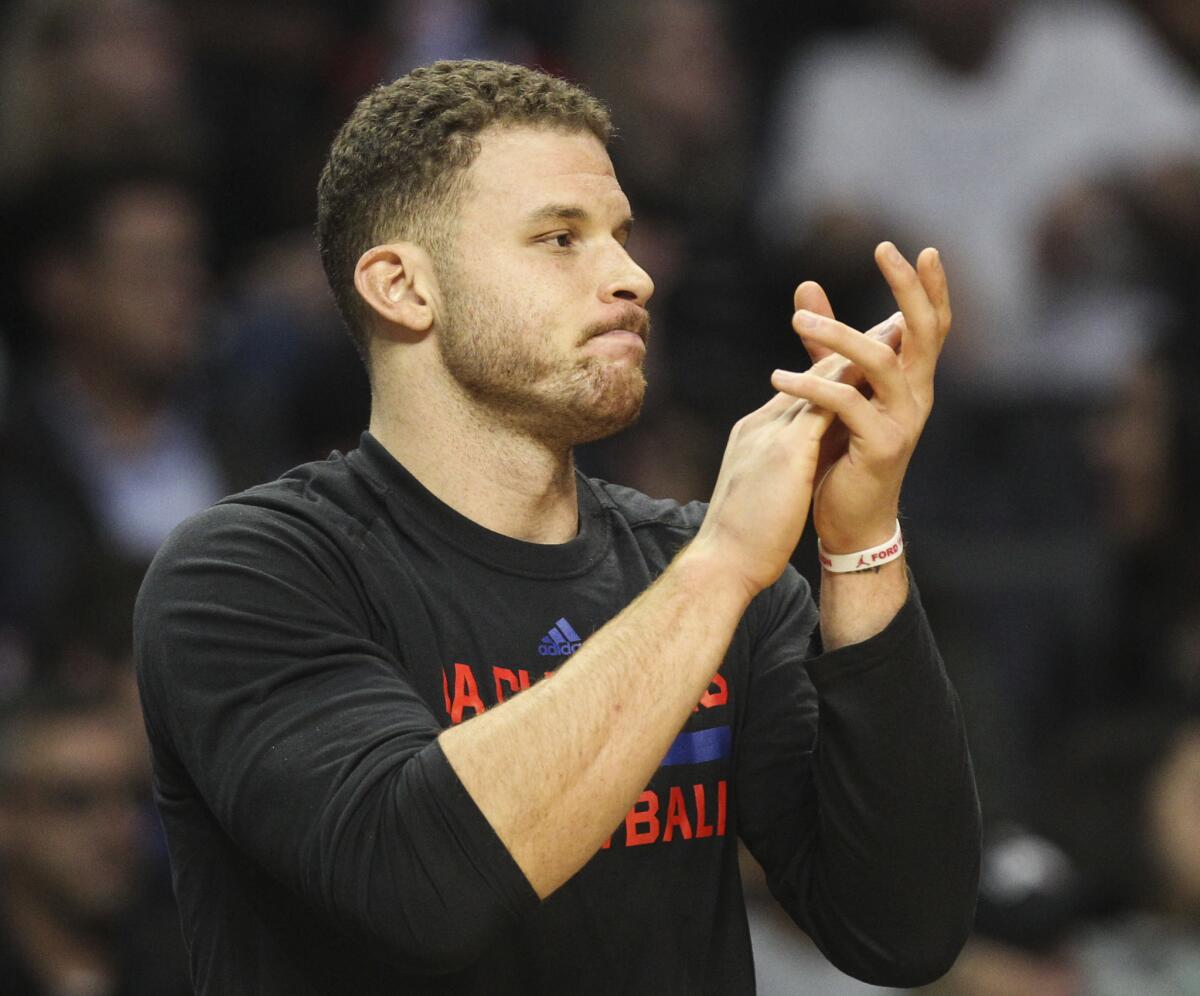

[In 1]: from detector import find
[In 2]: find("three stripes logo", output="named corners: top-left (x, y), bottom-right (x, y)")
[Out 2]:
top-left (538, 617), bottom-right (583, 657)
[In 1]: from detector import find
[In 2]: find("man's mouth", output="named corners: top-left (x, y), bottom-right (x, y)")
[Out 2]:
top-left (591, 330), bottom-right (645, 347)
top-left (583, 308), bottom-right (651, 346)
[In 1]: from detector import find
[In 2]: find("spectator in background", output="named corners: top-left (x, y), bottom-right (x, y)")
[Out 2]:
top-left (0, 0), bottom-right (201, 196)
top-left (1036, 148), bottom-right (1200, 715)
top-left (212, 226), bottom-right (369, 475)
top-left (24, 559), bottom-right (150, 729)
top-left (1035, 712), bottom-right (1200, 995)
top-left (0, 0), bottom-right (204, 369)
top-left (0, 165), bottom-right (250, 638)
top-left (0, 691), bottom-right (190, 995)
top-left (170, 0), bottom-right (359, 256)
top-left (1081, 328), bottom-right (1200, 709)
top-left (932, 711), bottom-right (1200, 995)
top-left (927, 826), bottom-right (1085, 996)
top-left (758, 0), bottom-right (1200, 394)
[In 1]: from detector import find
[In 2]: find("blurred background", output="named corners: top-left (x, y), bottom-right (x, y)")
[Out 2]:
top-left (0, 0), bottom-right (1197, 993)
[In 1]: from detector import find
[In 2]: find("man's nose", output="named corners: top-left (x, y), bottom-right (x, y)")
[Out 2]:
top-left (600, 247), bottom-right (655, 307)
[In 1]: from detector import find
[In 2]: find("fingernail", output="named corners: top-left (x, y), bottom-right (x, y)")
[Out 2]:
top-left (932, 248), bottom-right (942, 269)
top-left (887, 243), bottom-right (903, 265)
top-left (795, 311), bottom-right (819, 330)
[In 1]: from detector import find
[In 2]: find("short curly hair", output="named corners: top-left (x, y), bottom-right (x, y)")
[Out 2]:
top-left (316, 60), bottom-right (612, 365)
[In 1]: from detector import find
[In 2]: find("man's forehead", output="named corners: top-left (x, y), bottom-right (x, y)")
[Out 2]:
top-left (463, 125), bottom-right (628, 213)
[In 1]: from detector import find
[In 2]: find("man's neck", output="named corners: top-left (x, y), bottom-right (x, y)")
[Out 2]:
top-left (369, 370), bottom-right (581, 545)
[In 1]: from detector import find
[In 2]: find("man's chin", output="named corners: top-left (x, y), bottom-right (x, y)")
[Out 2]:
top-left (456, 360), bottom-right (646, 445)
top-left (570, 398), bottom-right (644, 444)
top-left (562, 367), bottom-right (646, 444)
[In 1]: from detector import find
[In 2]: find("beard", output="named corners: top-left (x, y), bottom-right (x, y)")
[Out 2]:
top-left (435, 267), bottom-right (649, 446)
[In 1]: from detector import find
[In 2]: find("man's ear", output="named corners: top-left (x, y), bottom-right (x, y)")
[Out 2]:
top-left (353, 242), bottom-right (438, 337)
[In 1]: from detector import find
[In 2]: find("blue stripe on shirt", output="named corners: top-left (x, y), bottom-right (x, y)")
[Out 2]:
top-left (661, 726), bottom-right (732, 766)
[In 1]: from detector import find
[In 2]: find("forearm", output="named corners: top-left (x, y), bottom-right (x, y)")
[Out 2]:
top-left (818, 555), bottom-right (909, 650)
top-left (438, 540), bottom-right (752, 898)
top-left (808, 596), bottom-right (979, 984)
top-left (772, 586), bottom-right (980, 985)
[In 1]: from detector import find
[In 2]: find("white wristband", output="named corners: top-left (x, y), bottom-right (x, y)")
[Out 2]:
top-left (818, 520), bottom-right (904, 573)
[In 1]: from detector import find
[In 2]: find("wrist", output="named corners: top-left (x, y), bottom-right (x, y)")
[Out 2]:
top-left (676, 537), bottom-right (761, 608)
top-left (815, 516), bottom-right (898, 556)
top-left (818, 519), bottom-right (904, 573)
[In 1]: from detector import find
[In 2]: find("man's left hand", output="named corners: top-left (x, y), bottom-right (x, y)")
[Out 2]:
top-left (769, 242), bottom-right (952, 554)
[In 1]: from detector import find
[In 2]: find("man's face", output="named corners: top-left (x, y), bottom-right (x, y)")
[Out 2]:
top-left (0, 715), bottom-right (144, 925)
top-left (433, 125), bottom-right (654, 445)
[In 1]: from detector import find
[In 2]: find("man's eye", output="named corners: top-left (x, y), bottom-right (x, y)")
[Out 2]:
top-left (550, 232), bottom-right (574, 248)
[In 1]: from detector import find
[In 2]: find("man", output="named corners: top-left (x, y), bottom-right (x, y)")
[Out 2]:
top-left (135, 60), bottom-right (979, 994)
top-left (0, 692), bottom-right (190, 995)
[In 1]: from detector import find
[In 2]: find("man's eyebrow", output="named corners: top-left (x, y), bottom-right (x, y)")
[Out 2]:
top-left (525, 204), bottom-right (590, 225)
top-left (525, 204), bottom-right (635, 238)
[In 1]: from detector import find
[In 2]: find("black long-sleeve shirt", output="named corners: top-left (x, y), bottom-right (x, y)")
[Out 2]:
top-left (134, 432), bottom-right (980, 995)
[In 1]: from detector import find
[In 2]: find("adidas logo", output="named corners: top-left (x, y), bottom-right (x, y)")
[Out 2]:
top-left (538, 617), bottom-right (583, 657)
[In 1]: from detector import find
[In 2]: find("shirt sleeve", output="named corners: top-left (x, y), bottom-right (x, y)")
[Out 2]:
top-left (736, 566), bottom-right (981, 987)
top-left (133, 501), bottom-right (540, 973)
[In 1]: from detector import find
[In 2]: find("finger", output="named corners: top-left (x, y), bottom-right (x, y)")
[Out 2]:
top-left (795, 307), bottom-right (902, 378)
top-left (793, 280), bottom-right (834, 319)
top-left (916, 247), bottom-right (952, 349)
top-left (793, 280), bottom-right (837, 362)
top-left (753, 390), bottom-right (802, 420)
top-left (785, 394), bottom-right (835, 437)
top-left (793, 311), bottom-right (914, 414)
top-left (866, 311), bottom-right (904, 354)
top-left (874, 241), bottom-right (940, 386)
top-left (771, 370), bottom-right (889, 445)
top-left (801, 310), bottom-right (903, 369)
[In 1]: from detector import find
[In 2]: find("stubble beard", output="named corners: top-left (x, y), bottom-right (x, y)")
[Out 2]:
top-left (436, 274), bottom-right (648, 447)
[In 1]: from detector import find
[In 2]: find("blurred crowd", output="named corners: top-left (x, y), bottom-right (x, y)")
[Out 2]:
top-left (0, 0), bottom-right (1197, 993)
